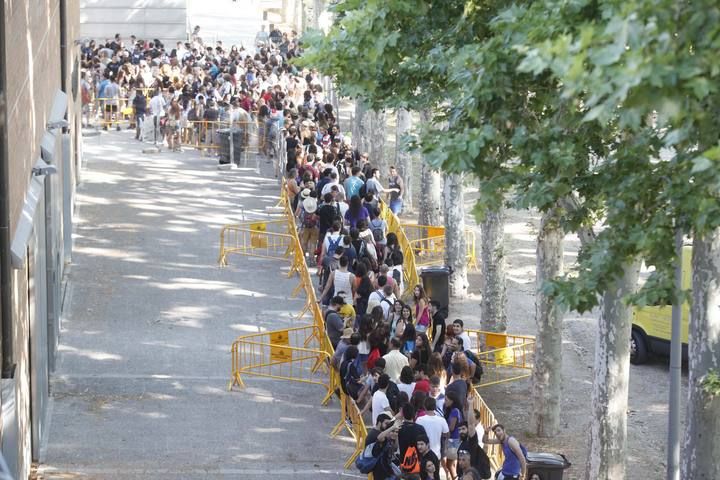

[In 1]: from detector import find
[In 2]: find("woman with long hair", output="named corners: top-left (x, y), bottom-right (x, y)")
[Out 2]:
top-left (413, 284), bottom-right (431, 334)
top-left (353, 262), bottom-right (374, 317)
top-left (443, 390), bottom-right (464, 480)
top-left (396, 304), bottom-right (413, 340)
top-left (397, 366), bottom-right (416, 398)
top-left (387, 300), bottom-right (403, 337)
top-left (410, 333), bottom-right (431, 371)
top-left (400, 322), bottom-right (416, 356)
top-left (345, 195), bottom-right (370, 229)
top-left (427, 352), bottom-right (447, 388)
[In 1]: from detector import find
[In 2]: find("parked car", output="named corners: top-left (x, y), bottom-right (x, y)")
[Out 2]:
top-left (630, 246), bottom-right (691, 365)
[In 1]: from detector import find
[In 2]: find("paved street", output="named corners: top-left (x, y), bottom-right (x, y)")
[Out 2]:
top-left (39, 132), bottom-right (356, 479)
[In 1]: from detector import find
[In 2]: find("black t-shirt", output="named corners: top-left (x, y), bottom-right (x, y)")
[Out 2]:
top-left (317, 203), bottom-right (341, 232)
top-left (431, 313), bottom-right (446, 352)
top-left (398, 422), bottom-right (427, 460)
top-left (445, 378), bottom-right (468, 410)
top-left (365, 428), bottom-right (396, 480)
top-left (458, 432), bottom-right (492, 479)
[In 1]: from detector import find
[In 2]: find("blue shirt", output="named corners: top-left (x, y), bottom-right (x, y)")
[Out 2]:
top-left (344, 176), bottom-right (365, 200)
top-left (502, 437), bottom-right (523, 475)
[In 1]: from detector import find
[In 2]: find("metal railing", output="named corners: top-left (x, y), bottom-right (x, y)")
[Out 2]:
top-left (466, 329), bottom-right (536, 387)
top-left (229, 325), bottom-right (337, 406)
top-left (218, 219), bottom-right (297, 266)
top-left (402, 223), bottom-right (479, 270)
top-left (331, 390), bottom-right (369, 469)
top-left (379, 201), bottom-right (420, 300)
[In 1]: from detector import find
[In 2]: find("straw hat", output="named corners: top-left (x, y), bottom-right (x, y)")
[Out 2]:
top-left (302, 197), bottom-right (317, 214)
top-left (300, 188), bottom-right (311, 199)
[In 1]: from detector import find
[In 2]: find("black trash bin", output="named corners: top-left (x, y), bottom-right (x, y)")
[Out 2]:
top-left (217, 127), bottom-right (245, 165)
top-left (420, 266), bottom-right (450, 311)
top-left (526, 452), bottom-right (571, 480)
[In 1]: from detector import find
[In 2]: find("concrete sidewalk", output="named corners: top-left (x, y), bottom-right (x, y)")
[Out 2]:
top-left (39, 132), bottom-right (357, 479)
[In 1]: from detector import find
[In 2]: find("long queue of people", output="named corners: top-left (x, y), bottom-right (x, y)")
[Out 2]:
top-left (278, 96), bottom-right (529, 480)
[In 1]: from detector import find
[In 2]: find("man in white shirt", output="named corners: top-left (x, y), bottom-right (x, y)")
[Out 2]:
top-left (148, 90), bottom-right (166, 145)
top-left (321, 171), bottom-right (346, 197)
top-left (371, 373), bottom-right (393, 425)
top-left (382, 338), bottom-right (409, 383)
top-left (453, 319), bottom-right (473, 351)
top-left (367, 278), bottom-right (395, 320)
top-left (416, 396), bottom-right (449, 458)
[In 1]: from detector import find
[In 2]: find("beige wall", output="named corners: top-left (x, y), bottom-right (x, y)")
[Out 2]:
top-left (2, 1), bottom-right (80, 478)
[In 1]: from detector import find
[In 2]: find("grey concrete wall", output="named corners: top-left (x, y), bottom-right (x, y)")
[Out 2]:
top-left (1, 0), bottom-right (81, 477)
top-left (80, 0), bottom-right (188, 45)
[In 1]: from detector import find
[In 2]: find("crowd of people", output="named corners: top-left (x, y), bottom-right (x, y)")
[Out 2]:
top-left (79, 23), bottom-right (529, 480)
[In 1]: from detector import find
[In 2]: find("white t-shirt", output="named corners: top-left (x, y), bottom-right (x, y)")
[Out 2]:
top-left (398, 382), bottom-right (415, 399)
top-left (458, 331), bottom-right (473, 351)
top-left (368, 290), bottom-right (395, 319)
top-left (417, 414), bottom-right (450, 458)
top-left (371, 390), bottom-right (390, 425)
top-left (149, 95), bottom-right (166, 116)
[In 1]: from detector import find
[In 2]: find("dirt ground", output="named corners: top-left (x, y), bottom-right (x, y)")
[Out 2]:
top-left (338, 102), bottom-right (682, 479)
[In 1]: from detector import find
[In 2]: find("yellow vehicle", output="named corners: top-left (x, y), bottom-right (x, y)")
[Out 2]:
top-left (630, 245), bottom-right (691, 365)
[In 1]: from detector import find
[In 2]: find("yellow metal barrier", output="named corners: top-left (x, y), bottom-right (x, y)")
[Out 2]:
top-left (229, 325), bottom-right (337, 405)
top-left (330, 391), bottom-right (368, 469)
top-left (403, 223), bottom-right (479, 270)
top-left (93, 97), bottom-right (133, 129)
top-left (180, 120), bottom-right (261, 155)
top-left (218, 219), bottom-right (298, 267)
top-left (471, 389), bottom-right (504, 472)
top-left (466, 329), bottom-right (535, 387)
top-left (379, 201), bottom-right (420, 300)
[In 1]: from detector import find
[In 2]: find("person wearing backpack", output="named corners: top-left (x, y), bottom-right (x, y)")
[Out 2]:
top-left (369, 207), bottom-right (387, 245)
top-left (359, 412), bottom-right (399, 479)
top-left (318, 220), bottom-right (343, 268)
top-left (398, 403), bottom-right (427, 474)
top-left (297, 194), bottom-right (319, 263)
top-left (482, 424), bottom-right (527, 480)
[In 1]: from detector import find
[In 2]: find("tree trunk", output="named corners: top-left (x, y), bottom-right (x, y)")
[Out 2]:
top-left (312, 0), bottom-right (324, 29)
top-left (682, 229), bottom-right (720, 479)
top-left (586, 260), bottom-right (641, 480)
top-left (395, 109), bottom-right (413, 211)
top-left (443, 173), bottom-right (468, 298)
top-left (417, 110), bottom-right (442, 226)
top-left (418, 163), bottom-right (442, 226)
top-left (354, 101), bottom-right (387, 178)
top-left (530, 208), bottom-right (564, 437)
top-left (480, 206), bottom-right (507, 332)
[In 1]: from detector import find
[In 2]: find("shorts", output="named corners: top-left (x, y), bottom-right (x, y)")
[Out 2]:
top-left (445, 438), bottom-right (460, 460)
top-left (104, 104), bottom-right (118, 113)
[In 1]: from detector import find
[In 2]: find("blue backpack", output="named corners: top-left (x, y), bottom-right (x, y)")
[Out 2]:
top-left (355, 442), bottom-right (381, 473)
top-left (327, 235), bottom-right (342, 257)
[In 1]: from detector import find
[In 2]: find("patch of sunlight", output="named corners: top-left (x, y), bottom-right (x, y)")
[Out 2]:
top-left (124, 274), bottom-right (150, 280)
top-left (138, 411), bottom-right (168, 419)
top-left (146, 393), bottom-right (176, 400)
top-left (76, 193), bottom-right (113, 205)
top-left (151, 277), bottom-right (234, 291)
top-left (226, 288), bottom-right (268, 297)
top-left (58, 345), bottom-right (122, 361)
top-left (141, 340), bottom-right (183, 349)
top-left (278, 417), bottom-right (307, 423)
top-left (74, 246), bottom-right (145, 261)
top-left (193, 385), bottom-right (226, 396)
top-left (233, 453), bottom-right (266, 460)
top-left (165, 226), bottom-right (198, 233)
top-left (230, 324), bottom-right (268, 333)
top-left (254, 427), bottom-right (286, 433)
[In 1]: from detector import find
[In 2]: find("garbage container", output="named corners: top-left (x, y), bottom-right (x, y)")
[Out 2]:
top-left (526, 452), bottom-right (571, 480)
top-left (217, 127), bottom-right (245, 165)
top-left (420, 266), bottom-right (449, 310)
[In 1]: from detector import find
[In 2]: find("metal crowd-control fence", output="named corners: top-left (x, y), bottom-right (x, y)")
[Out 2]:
top-left (402, 223), bottom-right (479, 270)
top-left (466, 329), bottom-right (536, 387)
top-left (379, 201), bottom-right (420, 300)
top-left (92, 97), bottom-right (134, 129)
top-left (218, 219), bottom-right (305, 274)
top-left (229, 325), bottom-right (337, 405)
top-left (330, 391), bottom-right (369, 469)
top-left (471, 389), bottom-right (505, 471)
